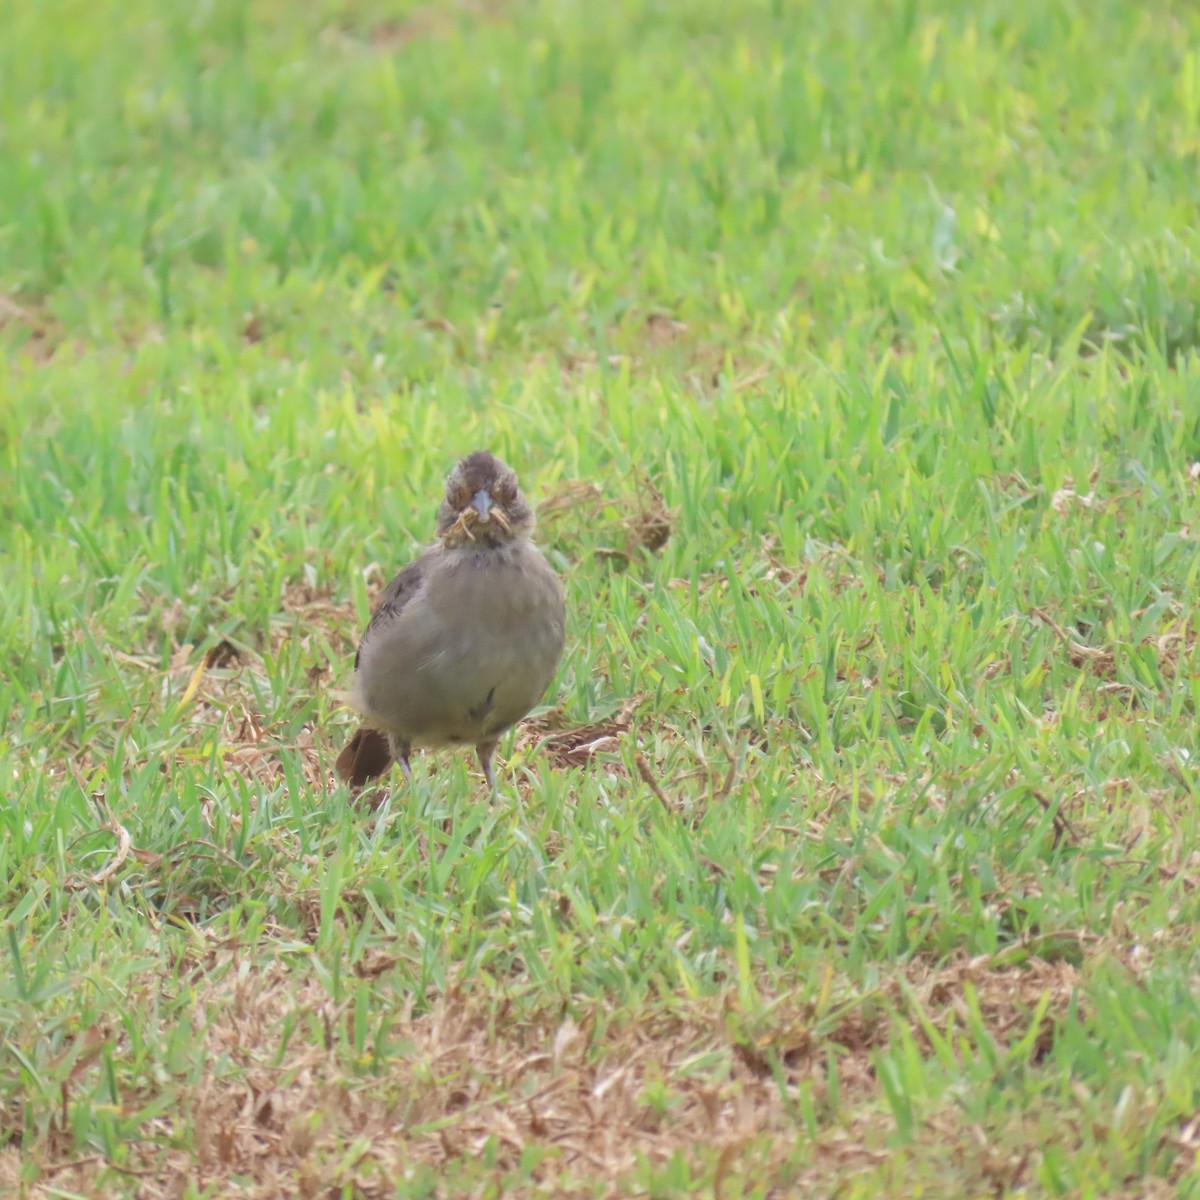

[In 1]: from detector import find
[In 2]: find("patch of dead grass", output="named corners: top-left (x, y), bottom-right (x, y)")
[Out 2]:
top-left (327, 0), bottom-right (515, 52)
top-left (8, 944), bottom-right (1112, 1198)
top-left (520, 695), bottom-right (642, 773)
top-left (0, 292), bottom-right (63, 365)
top-left (1030, 606), bottom-right (1195, 684)
top-left (539, 471), bottom-right (674, 562)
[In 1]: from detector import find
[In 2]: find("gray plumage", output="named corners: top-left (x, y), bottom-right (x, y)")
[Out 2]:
top-left (336, 451), bottom-right (565, 790)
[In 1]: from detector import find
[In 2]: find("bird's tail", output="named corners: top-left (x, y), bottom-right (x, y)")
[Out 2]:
top-left (335, 726), bottom-right (393, 787)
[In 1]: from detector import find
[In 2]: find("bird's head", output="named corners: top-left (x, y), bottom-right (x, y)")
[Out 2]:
top-left (437, 451), bottom-right (534, 548)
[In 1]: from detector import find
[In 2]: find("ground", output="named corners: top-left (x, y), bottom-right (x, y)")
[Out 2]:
top-left (3, 0), bottom-right (1200, 1196)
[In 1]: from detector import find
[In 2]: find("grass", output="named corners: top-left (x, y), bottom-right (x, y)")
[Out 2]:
top-left (3, 0), bottom-right (1200, 1194)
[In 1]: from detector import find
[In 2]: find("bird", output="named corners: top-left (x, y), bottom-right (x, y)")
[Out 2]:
top-left (335, 450), bottom-right (565, 792)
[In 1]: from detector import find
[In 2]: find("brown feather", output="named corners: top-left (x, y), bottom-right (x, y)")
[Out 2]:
top-left (335, 727), bottom-right (393, 787)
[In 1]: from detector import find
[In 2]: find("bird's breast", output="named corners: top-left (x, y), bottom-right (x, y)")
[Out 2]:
top-left (355, 540), bottom-right (564, 746)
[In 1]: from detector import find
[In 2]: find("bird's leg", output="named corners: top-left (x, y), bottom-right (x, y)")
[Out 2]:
top-left (476, 738), bottom-right (499, 791)
top-left (388, 734), bottom-right (413, 783)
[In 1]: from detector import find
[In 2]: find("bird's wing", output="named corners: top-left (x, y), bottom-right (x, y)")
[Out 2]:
top-left (354, 552), bottom-right (432, 670)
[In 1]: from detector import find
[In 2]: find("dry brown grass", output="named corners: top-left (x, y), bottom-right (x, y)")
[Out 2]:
top-left (325, 0), bottom-right (516, 53)
top-left (0, 293), bottom-right (63, 365)
top-left (538, 472), bottom-right (674, 564)
top-left (4, 943), bottom-right (1119, 1199)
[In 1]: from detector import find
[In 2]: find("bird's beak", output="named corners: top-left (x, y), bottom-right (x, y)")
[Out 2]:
top-left (470, 489), bottom-right (493, 523)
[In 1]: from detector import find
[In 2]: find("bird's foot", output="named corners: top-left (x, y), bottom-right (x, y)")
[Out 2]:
top-left (477, 739), bottom-right (499, 792)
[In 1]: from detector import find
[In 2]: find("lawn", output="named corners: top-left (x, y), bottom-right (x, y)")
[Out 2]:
top-left (3, 0), bottom-right (1200, 1195)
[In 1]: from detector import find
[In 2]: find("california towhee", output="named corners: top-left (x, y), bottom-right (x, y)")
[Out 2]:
top-left (336, 451), bottom-right (565, 790)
